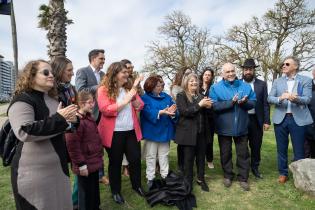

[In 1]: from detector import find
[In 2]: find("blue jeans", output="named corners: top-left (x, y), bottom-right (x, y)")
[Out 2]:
top-left (274, 115), bottom-right (305, 176)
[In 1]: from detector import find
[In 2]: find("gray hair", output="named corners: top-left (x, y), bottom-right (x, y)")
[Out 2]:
top-left (221, 62), bottom-right (235, 73)
top-left (283, 56), bottom-right (300, 70)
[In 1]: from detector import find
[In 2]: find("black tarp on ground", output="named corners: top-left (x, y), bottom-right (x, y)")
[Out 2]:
top-left (145, 171), bottom-right (197, 210)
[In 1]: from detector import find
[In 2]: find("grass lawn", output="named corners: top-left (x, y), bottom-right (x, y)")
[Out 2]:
top-left (1, 126), bottom-right (315, 210)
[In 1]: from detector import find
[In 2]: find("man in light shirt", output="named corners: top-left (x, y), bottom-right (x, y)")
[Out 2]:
top-left (268, 56), bottom-right (313, 184)
top-left (75, 49), bottom-right (108, 187)
top-left (241, 58), bottom-right (270, 179)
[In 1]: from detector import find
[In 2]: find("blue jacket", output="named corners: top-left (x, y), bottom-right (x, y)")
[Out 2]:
top-left (209, 79), bottom-right (256, 137)
top-left (140, 92), bottom-right (178, 142)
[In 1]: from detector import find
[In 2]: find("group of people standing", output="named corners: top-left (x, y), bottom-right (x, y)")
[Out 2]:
top-left (7, 49), bottom-right (315, 210)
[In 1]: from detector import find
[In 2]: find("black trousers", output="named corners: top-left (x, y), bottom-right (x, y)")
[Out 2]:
top-left (206, 126), bottom-right (215, 162)
top-left (181, 132), bottom-right (206, 187)
top-left (247, 115), bottom-right (263, 170)
top-left (304, 124), bottom-right (315, 158)
top-left (105, 130), bottom-right (141, 194)
top-left (177, 145), bottom-right (184, 172)
top-left (218, 135), bottom-right (250, 181)
top-left (78, 171), bottom-right (100, 210)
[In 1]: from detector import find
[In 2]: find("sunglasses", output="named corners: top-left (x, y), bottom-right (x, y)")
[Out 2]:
top-left (282, 63), bottom-right (290, 67)
top-left (38, 69), bottom-right (53, 77)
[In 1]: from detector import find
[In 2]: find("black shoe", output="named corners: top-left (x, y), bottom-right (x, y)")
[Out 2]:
top-left (197, 180), bottom-right (209, 192)
top-left (133, 187), bottom-right (146, 197)
top-left (223, 178), bottom-right (232, 188)
top-left (239, 181), bottom-right (250, 191)
top-left (147, 180), bottom-right (154, 191)
top-left (252, 169), bottom-right (263, 179)
top-left (112, 193), bottom-right (125, 204)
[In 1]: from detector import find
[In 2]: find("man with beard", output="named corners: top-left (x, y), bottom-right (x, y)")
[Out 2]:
top-left (241, 58), bottom-right (270, 179)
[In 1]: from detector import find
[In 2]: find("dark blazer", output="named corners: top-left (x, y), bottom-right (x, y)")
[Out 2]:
top-left (75, 65), bottom-right (105, 120)
top-left (252, 79), bottom-right (271, 128)
top-left (175, 91), bottom-right (206, 146)
top-left (308, 81), bottom-right (315, 120)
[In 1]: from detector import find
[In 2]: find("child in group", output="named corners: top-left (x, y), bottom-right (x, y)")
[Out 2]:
top-left (66, 90), bottom-right (104, 210)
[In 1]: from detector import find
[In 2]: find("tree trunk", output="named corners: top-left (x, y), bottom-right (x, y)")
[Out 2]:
top-left (47, 0), bottom-right (67, 60)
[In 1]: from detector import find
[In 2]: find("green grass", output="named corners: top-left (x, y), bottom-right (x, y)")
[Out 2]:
top-left (1, 127), bottom-right (315, 210)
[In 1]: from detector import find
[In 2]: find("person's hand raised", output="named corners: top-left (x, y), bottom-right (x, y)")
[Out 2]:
top-left (57, 103), bottom-right (78, 122)
top-left (133, 75), bottom-right (144, 88)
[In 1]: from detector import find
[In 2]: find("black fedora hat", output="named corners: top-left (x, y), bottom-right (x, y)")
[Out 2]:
top-left (240, 58), bottom-right (259, 68)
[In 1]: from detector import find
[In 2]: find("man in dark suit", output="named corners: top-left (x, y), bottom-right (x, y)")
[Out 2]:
top-left (75, 49), bottom-right (108, 186)
top-left (241, 58), bottom-right (270, 179)
top-left (304, 68), bottom-right (315, 158)
top-left (75, 49), bottom-right (105, 121)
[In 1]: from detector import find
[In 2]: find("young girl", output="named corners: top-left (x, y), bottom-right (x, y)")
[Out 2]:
top-left (66, 91), bottom-right (103, 210)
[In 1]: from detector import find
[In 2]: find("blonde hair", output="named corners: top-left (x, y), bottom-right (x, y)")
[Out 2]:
top-left (181, 73), bottom-right (199, 102)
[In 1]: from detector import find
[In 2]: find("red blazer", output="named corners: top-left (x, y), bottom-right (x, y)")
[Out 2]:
top-left (97, 86), bottom-right (144, 148)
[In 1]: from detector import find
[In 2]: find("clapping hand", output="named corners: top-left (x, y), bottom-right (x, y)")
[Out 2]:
top-left (133, 74), bottom-right (144, 88)
top-left (159, 106), bottom-right (176, 116)
top-left (238, 95), bottom-right (248, 104)
top-left (57, 103), bottom-right (78, 122)
top-left (232, 94), bottom-right (239, 104)
top-left (167, 104), bottom-right (177, 113)
top-left (288, 93), bottom-right (298, 102)
top-left (199, 97), bottom-right (212, 108)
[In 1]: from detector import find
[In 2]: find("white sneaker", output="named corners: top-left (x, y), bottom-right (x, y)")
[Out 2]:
top-left (207, 162), bottom-right (214, 169)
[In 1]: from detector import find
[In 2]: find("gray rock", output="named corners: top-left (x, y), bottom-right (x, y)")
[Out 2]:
top-left (289, 158), bottom-right (315, 196)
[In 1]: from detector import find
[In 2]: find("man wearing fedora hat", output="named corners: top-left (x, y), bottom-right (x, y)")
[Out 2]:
top-left (241, 58), bottom-right (270, 179)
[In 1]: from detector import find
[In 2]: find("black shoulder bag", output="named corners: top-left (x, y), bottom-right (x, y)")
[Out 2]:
top-left (0, 119), bottom-right (18, 166)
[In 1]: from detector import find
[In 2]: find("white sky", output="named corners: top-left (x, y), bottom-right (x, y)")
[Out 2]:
top-left (0, 0), bottom-right (314, 83)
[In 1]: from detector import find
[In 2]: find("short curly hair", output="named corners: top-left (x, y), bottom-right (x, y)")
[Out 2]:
top-left (14, 59), bottom-right (57, 97)
top-left (143, 76), bottom-right (163, 93)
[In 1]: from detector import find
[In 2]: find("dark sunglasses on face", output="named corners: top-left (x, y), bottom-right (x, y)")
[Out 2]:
top-left (282, 63), bottom-right (290, 67)
top-left (38, 69), bottom-right (53, 77)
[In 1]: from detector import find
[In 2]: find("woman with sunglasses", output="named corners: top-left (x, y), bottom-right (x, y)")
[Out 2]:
top-left (97, 61), bottom-right (145, 204)
top-left (8, 60), bottom-right (78, 210)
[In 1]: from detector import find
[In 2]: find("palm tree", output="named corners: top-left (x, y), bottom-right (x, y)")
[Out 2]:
top-left (38, 0), bottom-right (73, 60)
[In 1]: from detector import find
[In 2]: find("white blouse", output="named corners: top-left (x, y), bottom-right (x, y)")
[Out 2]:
top-left (114, 88), bottom-right (134, 131)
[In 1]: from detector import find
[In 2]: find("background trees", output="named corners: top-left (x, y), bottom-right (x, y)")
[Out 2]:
top-left (145, 0), bottom-right (315, 83)
top-left (144, 11), bottom-right (215, 82)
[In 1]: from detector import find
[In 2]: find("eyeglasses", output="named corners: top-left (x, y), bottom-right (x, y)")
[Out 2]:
top-left (282, 63), bottom-right (290, 67)
top-left (38, 69), bottom-right (53, 77)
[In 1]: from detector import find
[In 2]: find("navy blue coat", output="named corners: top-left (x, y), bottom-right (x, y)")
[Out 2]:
top-left (140, 92), bottom-right (177, 142)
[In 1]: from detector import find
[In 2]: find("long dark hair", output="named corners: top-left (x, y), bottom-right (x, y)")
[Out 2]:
top-left (199, 67), bottom-right (214, 90)
top-left (50, 56), bottom-right (72, 85)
